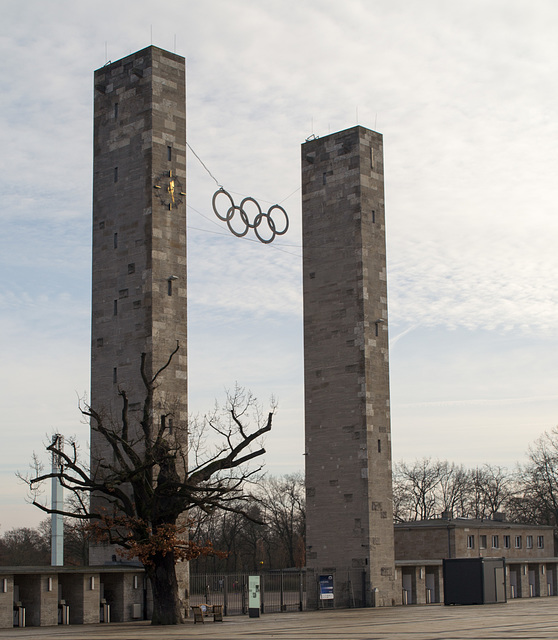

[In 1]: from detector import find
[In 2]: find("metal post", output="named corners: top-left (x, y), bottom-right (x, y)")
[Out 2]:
top-left (299, 570), bottom-right (304, 611)
top-left (280, 570), bottom-right (284, 611)
top-left (224, 576), bottom-right (228, 616)
top-left (51, 434), bottom-right (64, 566)
top-left (242, 577), bottom-right (247, 615)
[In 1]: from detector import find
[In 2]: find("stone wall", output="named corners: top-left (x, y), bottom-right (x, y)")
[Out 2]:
top-left (302, 127), bottom-right (396, 608)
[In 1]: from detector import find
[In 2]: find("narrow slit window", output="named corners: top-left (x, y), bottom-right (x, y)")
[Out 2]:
top-left (114, 103), bottom-right (119, 119)
top-left (372, 210), bottom-right (376, 223)
top-left (322, 172), bottom-right (327, 185)
top-left (113, 232), bottom-right (118, 249)
top-left (113, 367), bottom-right (117, 384)
top-left (377, 439), bottom-right (381, 453)
top-left (113, 300), bottom-right (118, 316)
top-left (114, 167), bottom-right (118, 183)
top-left (167, 146), bottom-right (172, 161)
top-left (168, 418), bottom-right (173, 435)
top-left (168, 279), bottom-right (173, 296)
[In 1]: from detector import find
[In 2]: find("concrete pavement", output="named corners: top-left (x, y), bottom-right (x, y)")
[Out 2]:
top-left (2, 598), bottom-right (558, 639)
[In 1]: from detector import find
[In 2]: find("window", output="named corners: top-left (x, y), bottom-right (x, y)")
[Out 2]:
top-left (515, 536), bottom-right (522, 549)
top-left (96, 338), bottom-right (103, 348)
top-left (538, 536), bottom-right (545, 549)
top-left (114, 232), bottom-right (118, 249)
top-left (114, 103), bottom-right (119, 119)
top-left (372, 210), bottom-right (376, 223)
top-left (377, 439), bottom-right (381, 453)
top-left (492, 535), bottom-right (499, 549)
top-left (526, 535), bottom-right (533, 549)
top-left (113, 300), bottom-right (118, 316)
top-left (504, 535), bottom-right (511, 549)
top-left (467, 535), bottom-right (475, 549)
top-left (128, 263), bottom-right (135, 274)
top-left (167, 145), bottom-right (172, 161)
top-left (322, 172), bottom-right (327, 185)
top-left (113, 367), bottom-right (117, 384)
top-left (480, 535), bottom-right (487, 549)
top-left (114, 166), bottom-right (118, 182)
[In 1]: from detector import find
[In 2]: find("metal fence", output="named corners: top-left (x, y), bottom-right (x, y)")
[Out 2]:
top-left (190, 570), bottom-right (306, 616)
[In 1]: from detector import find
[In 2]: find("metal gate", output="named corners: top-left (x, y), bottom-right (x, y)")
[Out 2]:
top-left (190, 570), bottom-right (306, 616)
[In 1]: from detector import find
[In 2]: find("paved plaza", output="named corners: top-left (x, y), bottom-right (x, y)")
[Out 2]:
top-left (2, 599), bottom-right (558, 640)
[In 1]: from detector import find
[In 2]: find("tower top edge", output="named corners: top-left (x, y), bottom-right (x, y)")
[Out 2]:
top-left (302, 125), bottom-right (382, 147)
top-left (94, 45), bottom-right (184, 74)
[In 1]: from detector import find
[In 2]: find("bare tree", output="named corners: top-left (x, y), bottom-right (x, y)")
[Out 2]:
top-left (513, 427), bottom-right (558, 526)
top-left (20, 347), bottom-right (274, 625)
top-left (438, 462), bottom-right (470, 517)
top-left (0, 525), bottom-right (50, 566)
top-left (394, 459), bottom-right (443, 521)
top-left (393, 459), bottom-right (515, 522)
top-left (260, 473), bottom-right (305, 568)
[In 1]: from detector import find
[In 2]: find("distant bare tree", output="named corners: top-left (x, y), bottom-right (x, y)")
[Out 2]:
top-left (393, 459), bottom-right (443, 521)
top-left (512, 427), bottom-right (558, 525)
top-left (260, 473), bottom-right (305, 568)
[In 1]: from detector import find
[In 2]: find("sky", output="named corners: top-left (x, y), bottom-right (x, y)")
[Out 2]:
top-left (1, 0), bottom-right (558, 532)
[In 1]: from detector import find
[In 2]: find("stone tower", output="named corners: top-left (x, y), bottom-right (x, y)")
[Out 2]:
top-left (90, 46), bottom-right (187, 574)
top-left (302, 126), bottom-right (396, 608)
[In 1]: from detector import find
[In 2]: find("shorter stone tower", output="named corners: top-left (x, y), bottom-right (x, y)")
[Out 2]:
top-left (302, 126), bottom-right (396, 608)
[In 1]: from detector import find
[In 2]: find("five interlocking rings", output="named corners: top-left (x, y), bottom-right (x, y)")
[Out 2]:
top-left (212, 188), bottom-right (289, 244)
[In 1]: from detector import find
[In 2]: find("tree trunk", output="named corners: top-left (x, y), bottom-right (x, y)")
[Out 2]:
top-left (147, 550), bottom-right (184, 625)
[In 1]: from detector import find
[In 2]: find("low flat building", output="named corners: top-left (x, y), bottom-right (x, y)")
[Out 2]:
top-left (394, 516), bottom-right (557, 604)
top-left (0, 565), bottom-right (146, 628)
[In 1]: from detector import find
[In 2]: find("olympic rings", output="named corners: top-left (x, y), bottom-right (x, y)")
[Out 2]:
top-left (212, 188), bottom-right (289, 244)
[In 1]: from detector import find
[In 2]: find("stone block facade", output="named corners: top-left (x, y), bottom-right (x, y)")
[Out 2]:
top-left (90, 46), bottom-right (188, 593)
top-left (395, 518), bottom-right (554, 561)
top-left (0, 567), bottom-right (145, 628)
top-left (302, 127), bottom-right (396, 608)
top-left (394, 517), bottom-right (558, 605)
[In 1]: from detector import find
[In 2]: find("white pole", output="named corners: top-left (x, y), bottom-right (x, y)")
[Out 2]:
top-left (51, 434), bottom-right (64, 566)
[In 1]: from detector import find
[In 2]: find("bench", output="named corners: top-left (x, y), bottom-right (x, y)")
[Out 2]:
top-left (191, 604), bottom-right (223, 623)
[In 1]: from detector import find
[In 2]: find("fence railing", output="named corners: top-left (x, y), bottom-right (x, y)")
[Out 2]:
top-left (190, 570), bottom-right (306, 616)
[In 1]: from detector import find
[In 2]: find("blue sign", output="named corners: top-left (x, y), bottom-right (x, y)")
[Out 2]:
top-left (319, 574), bottom-right (334, 600)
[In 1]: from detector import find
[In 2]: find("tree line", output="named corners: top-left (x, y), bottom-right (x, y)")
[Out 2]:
top-left (394, 426), bottom-right (558, 526)
top-left (6, 427), bottom-right (558, 571)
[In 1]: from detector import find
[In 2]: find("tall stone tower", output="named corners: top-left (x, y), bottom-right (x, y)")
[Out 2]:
top-left (90, 46), bottom-right (187, 568)
top-left (302, 126), bottom-right (396, 608)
